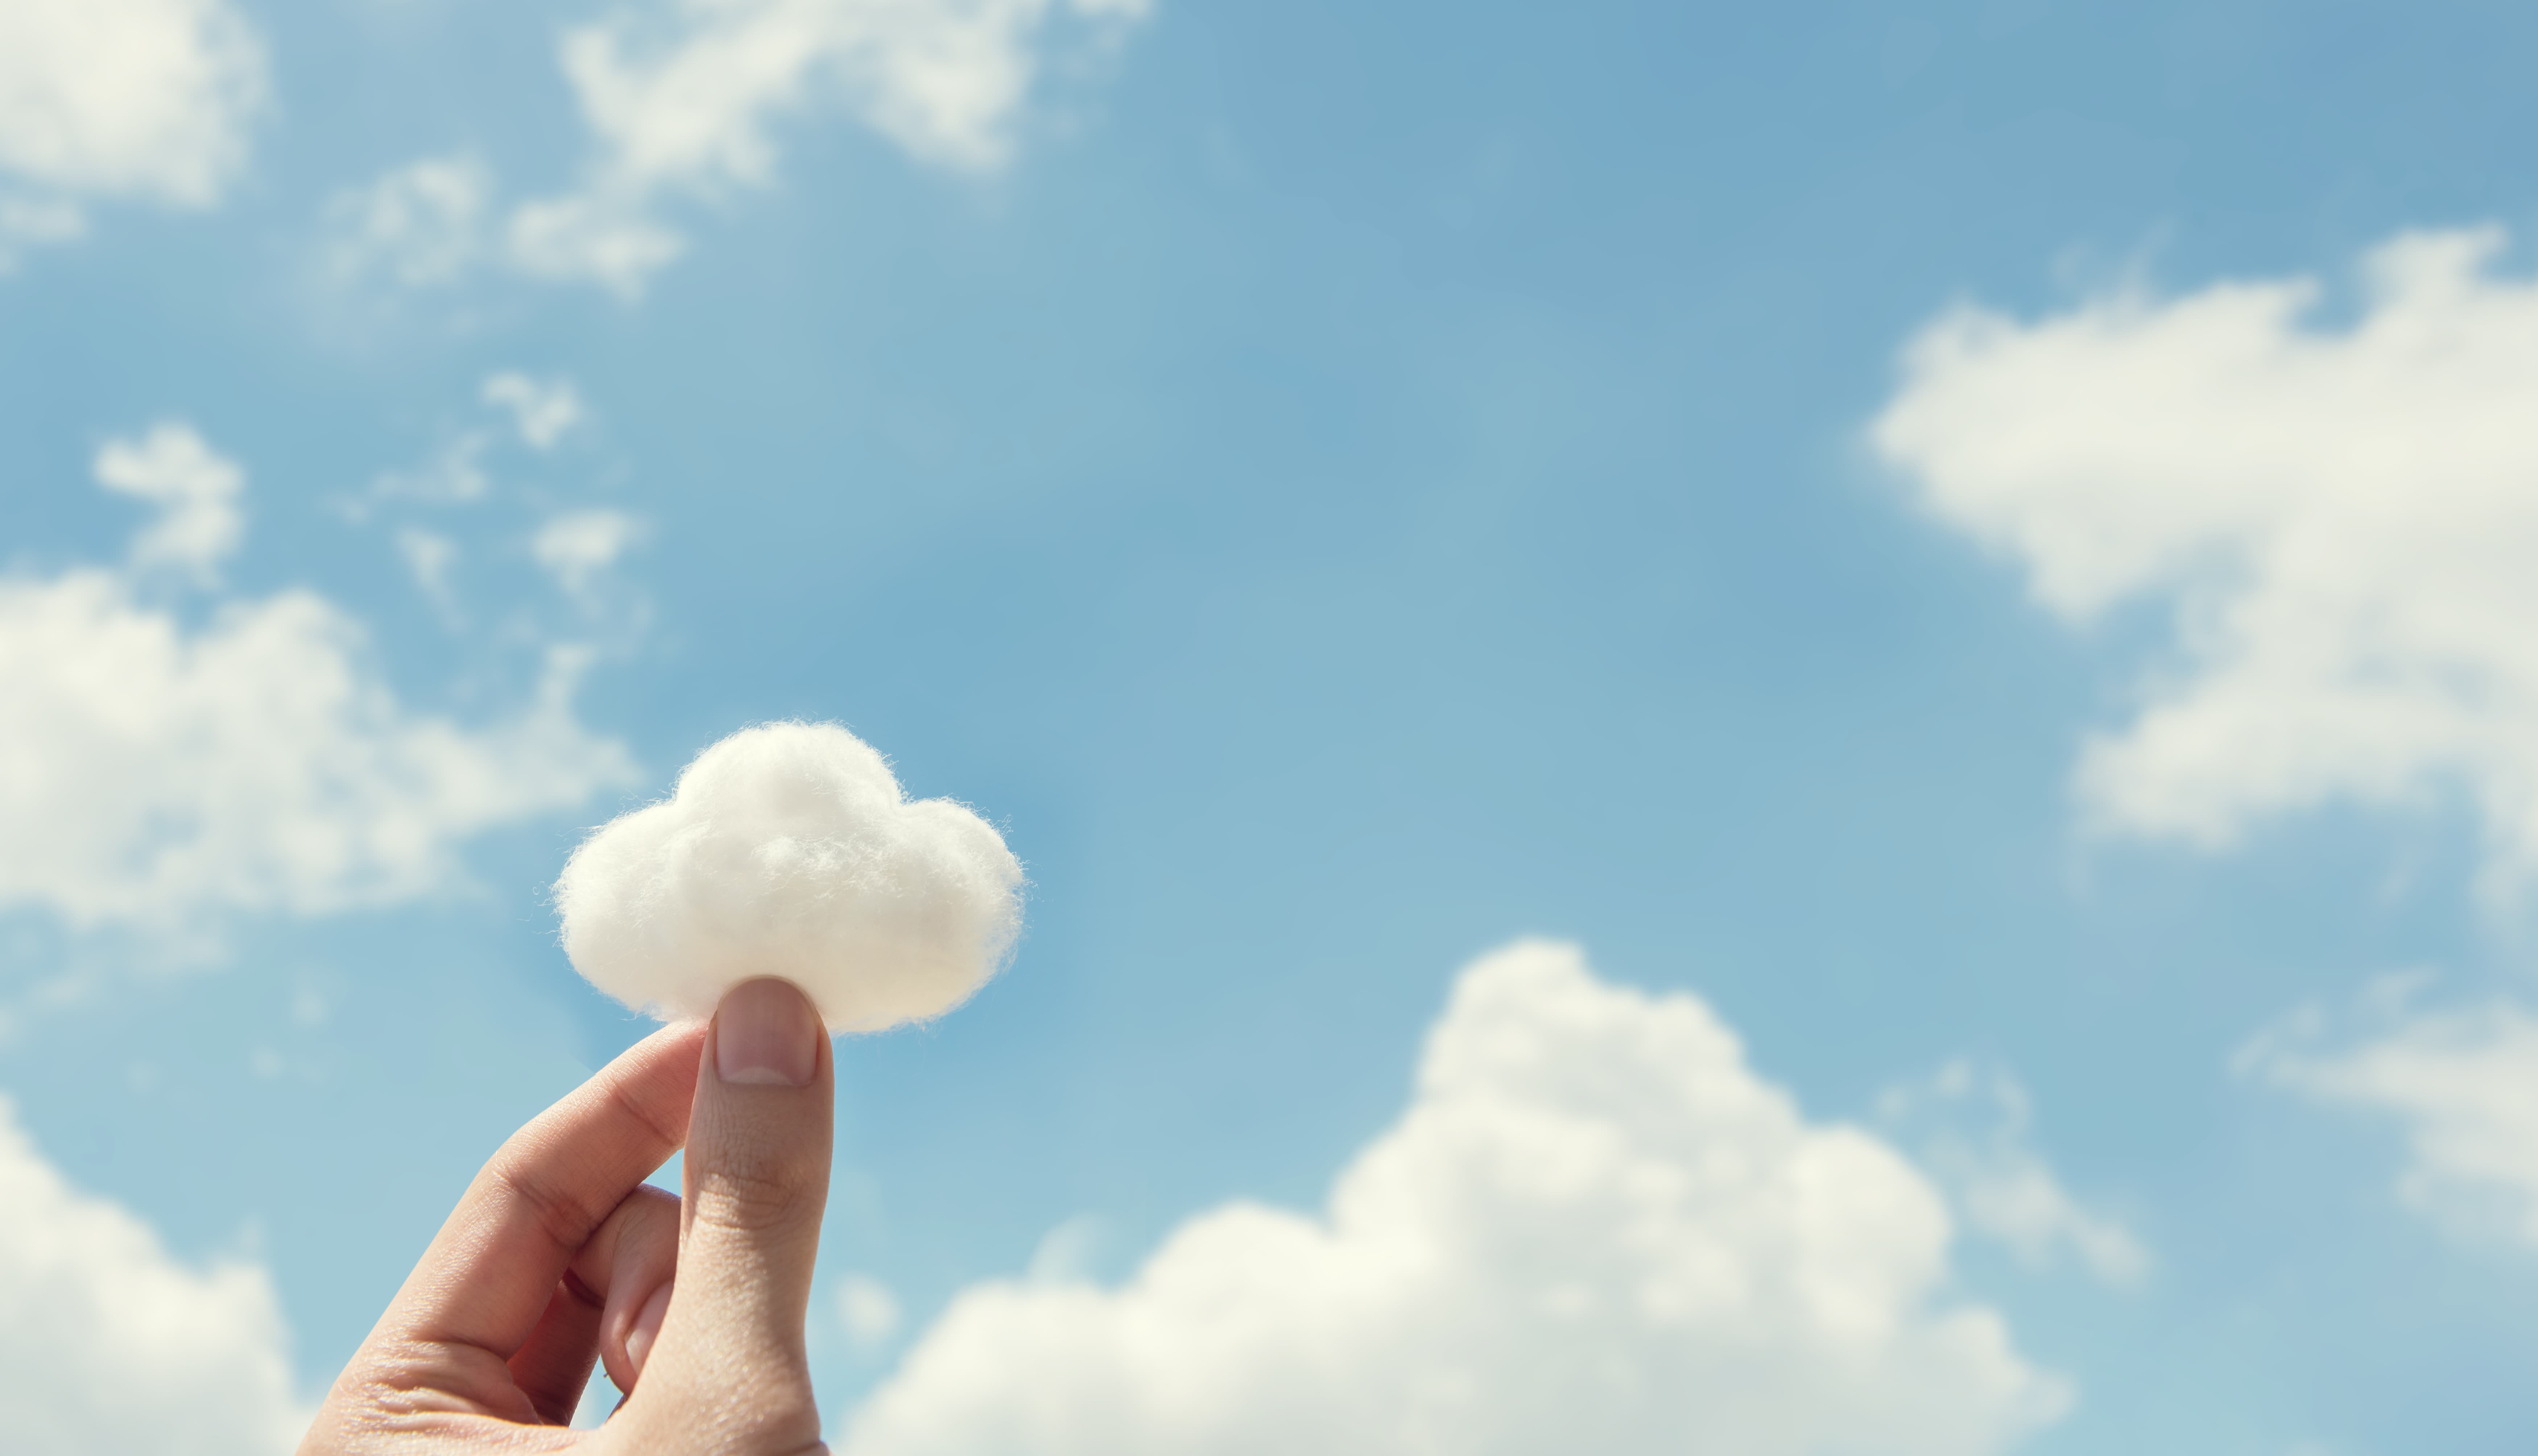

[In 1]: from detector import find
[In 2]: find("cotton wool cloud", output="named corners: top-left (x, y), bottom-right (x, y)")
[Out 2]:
top-left (555, 721), bottom-right (1024, 1031)
top-left (843, 943), bottom-right (2066, 1456)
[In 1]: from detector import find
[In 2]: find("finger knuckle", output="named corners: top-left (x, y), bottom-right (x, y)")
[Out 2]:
top-left (488, 1150), bottom-right (618, 1257)
top-left (688, 1162), bottom-right (822, 1234)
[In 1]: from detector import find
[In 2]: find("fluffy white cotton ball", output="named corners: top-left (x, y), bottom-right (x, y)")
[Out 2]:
top-left (555, 721), bottom-right (1024, 1032)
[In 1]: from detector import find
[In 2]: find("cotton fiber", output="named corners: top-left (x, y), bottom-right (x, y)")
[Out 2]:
top-left (555, 721), bottom-right (1024, 1032)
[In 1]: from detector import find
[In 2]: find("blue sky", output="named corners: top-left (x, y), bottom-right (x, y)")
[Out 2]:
top-left (9, 1), bottom-right (2538, 1451)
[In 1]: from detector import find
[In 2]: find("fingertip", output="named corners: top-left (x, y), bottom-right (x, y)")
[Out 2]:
top-left (712, 978), bottom-right (825, 1088)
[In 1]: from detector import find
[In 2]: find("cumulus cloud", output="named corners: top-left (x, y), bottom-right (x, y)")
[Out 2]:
top-left (0, 0), bottom-right (265, 263)
top-left (842, 942), bottom-right (2068, 1456)
top-left (0, 424), bottom-right (635, 937)
top-left (2244, 980), bottom-right (2538, 1249)
top-left (0, 1093), bottom-right (308, 1454)
top-left (556, 721), bottom-right (1024, 1031)
top-left (1874, 227), bottom-right (2538, 892)
top-left (1877, 1061), bottom-right (2149, 1286)
top-left (329, 0), bottom-right (1148, 297)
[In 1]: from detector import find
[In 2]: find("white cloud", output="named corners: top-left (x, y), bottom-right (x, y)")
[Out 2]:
top-left (559, 0), bottom-right (1123, 179)
top-left (368, 432), bottom-right (490, 509)
top-left (0, 424), bottom-right (636, 935)
top-left (534, 508), bottom-right (645, 600)
top-left (396, 526), bottom-right (459, 613)
top-left (843, 942), bottom-right (2068, 1456)
top-left (0, 193), bottom-right (84, 264)
top-left (357, 373), bottom-right (586, 516)
top-left (0, 1093), bottom-right (307, 1454)
top-left (94, 422), bottom-right (244, 580)
top-left (2244, 980), bottom-right (2538, 1249)
top-left (1024, 1213), bottom-right (1107, 1284)
top-left (840, 1273), bottom-right (907, 1353)
top-left (505, 186), bottom-right (687, 298)
top-left (319, 155), bottom-right (492, 290)
top-left (1874, 227), bottom-right (2538, 893)
top-left (0, 0), bottom-right (265, 262)
top-left (482, 372), bottom-right (588, 451)
top-left (1877, 1061), bottom-right (2149, 1286)
top-left (327, 1), bottom-right (1148, 296)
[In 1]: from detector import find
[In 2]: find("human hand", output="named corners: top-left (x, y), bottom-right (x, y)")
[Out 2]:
top-left (299, 977), bottom-right (834, 1455)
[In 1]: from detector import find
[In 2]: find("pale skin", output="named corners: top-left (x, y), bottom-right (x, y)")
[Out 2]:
top-left (301, 977), bottom-right (836, 1455)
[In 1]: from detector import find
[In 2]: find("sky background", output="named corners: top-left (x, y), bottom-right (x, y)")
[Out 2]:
top-left (10, 1), bottom-right (2538, 1452)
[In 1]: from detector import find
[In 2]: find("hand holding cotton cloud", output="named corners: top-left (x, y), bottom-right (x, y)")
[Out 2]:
top-left (556, 721), bottom-right (1024, 1031)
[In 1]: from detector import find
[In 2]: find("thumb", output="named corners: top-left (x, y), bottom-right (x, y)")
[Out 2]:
top-left (618, 977), bottom-right (833, 1453)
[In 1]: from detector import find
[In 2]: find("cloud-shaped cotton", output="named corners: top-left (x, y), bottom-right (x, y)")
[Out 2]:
top-left (841, 943), bottom-right (2067, 1456)
top-left (556, 721), bottom-right (1024, 1031)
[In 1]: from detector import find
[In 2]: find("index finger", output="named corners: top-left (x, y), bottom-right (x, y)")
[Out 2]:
top-left (375, 1018), bottom-right (708, 1358)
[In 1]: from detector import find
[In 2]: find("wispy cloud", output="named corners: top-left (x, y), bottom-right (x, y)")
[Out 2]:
top-left (482, 373), bottom-right (588, 452)
top-left (365, 432), bottom-right (491, 511)
top-left (2244, 976), bottom-right (2538, 1249)
top-left (1878, 1060), bottom-right (2149, 1286)
top-left (318, 156), bottom-right (493, 291)
top-left (1876, 227), bottom-right (2538, 897)
top-left (340, 372), bottom-right (651, 652)
top-left (396, 526), bottom-right (461, 619)
top-left (322, 0), bottom-right (1150, 298)
top-left (534, 508), bottom-right (646, 604)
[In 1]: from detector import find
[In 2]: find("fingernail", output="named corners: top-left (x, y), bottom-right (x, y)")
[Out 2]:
top-left (624, 1281), bottom-right (672, 1378)
top-left (714, 978), bottom-right (820, 1087)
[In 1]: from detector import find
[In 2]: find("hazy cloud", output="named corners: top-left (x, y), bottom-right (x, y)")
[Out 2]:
top-left (482, 372), bottom-right (588, 450)
top-left (2245, 979), bottom-right (2538, 1249)
top-left (533, 508), bottom-right (644, 600)
top-left (839, 1273), bottom-right (906, 1354)
top-left (396, 526), bottom-right (459, 615)
top-left (1878, 1061), bottom-right (2149, 1286)
top-left (319, 155), bottom-right (492, 290)
top-left (367, 432), bottom-right (490, 509)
